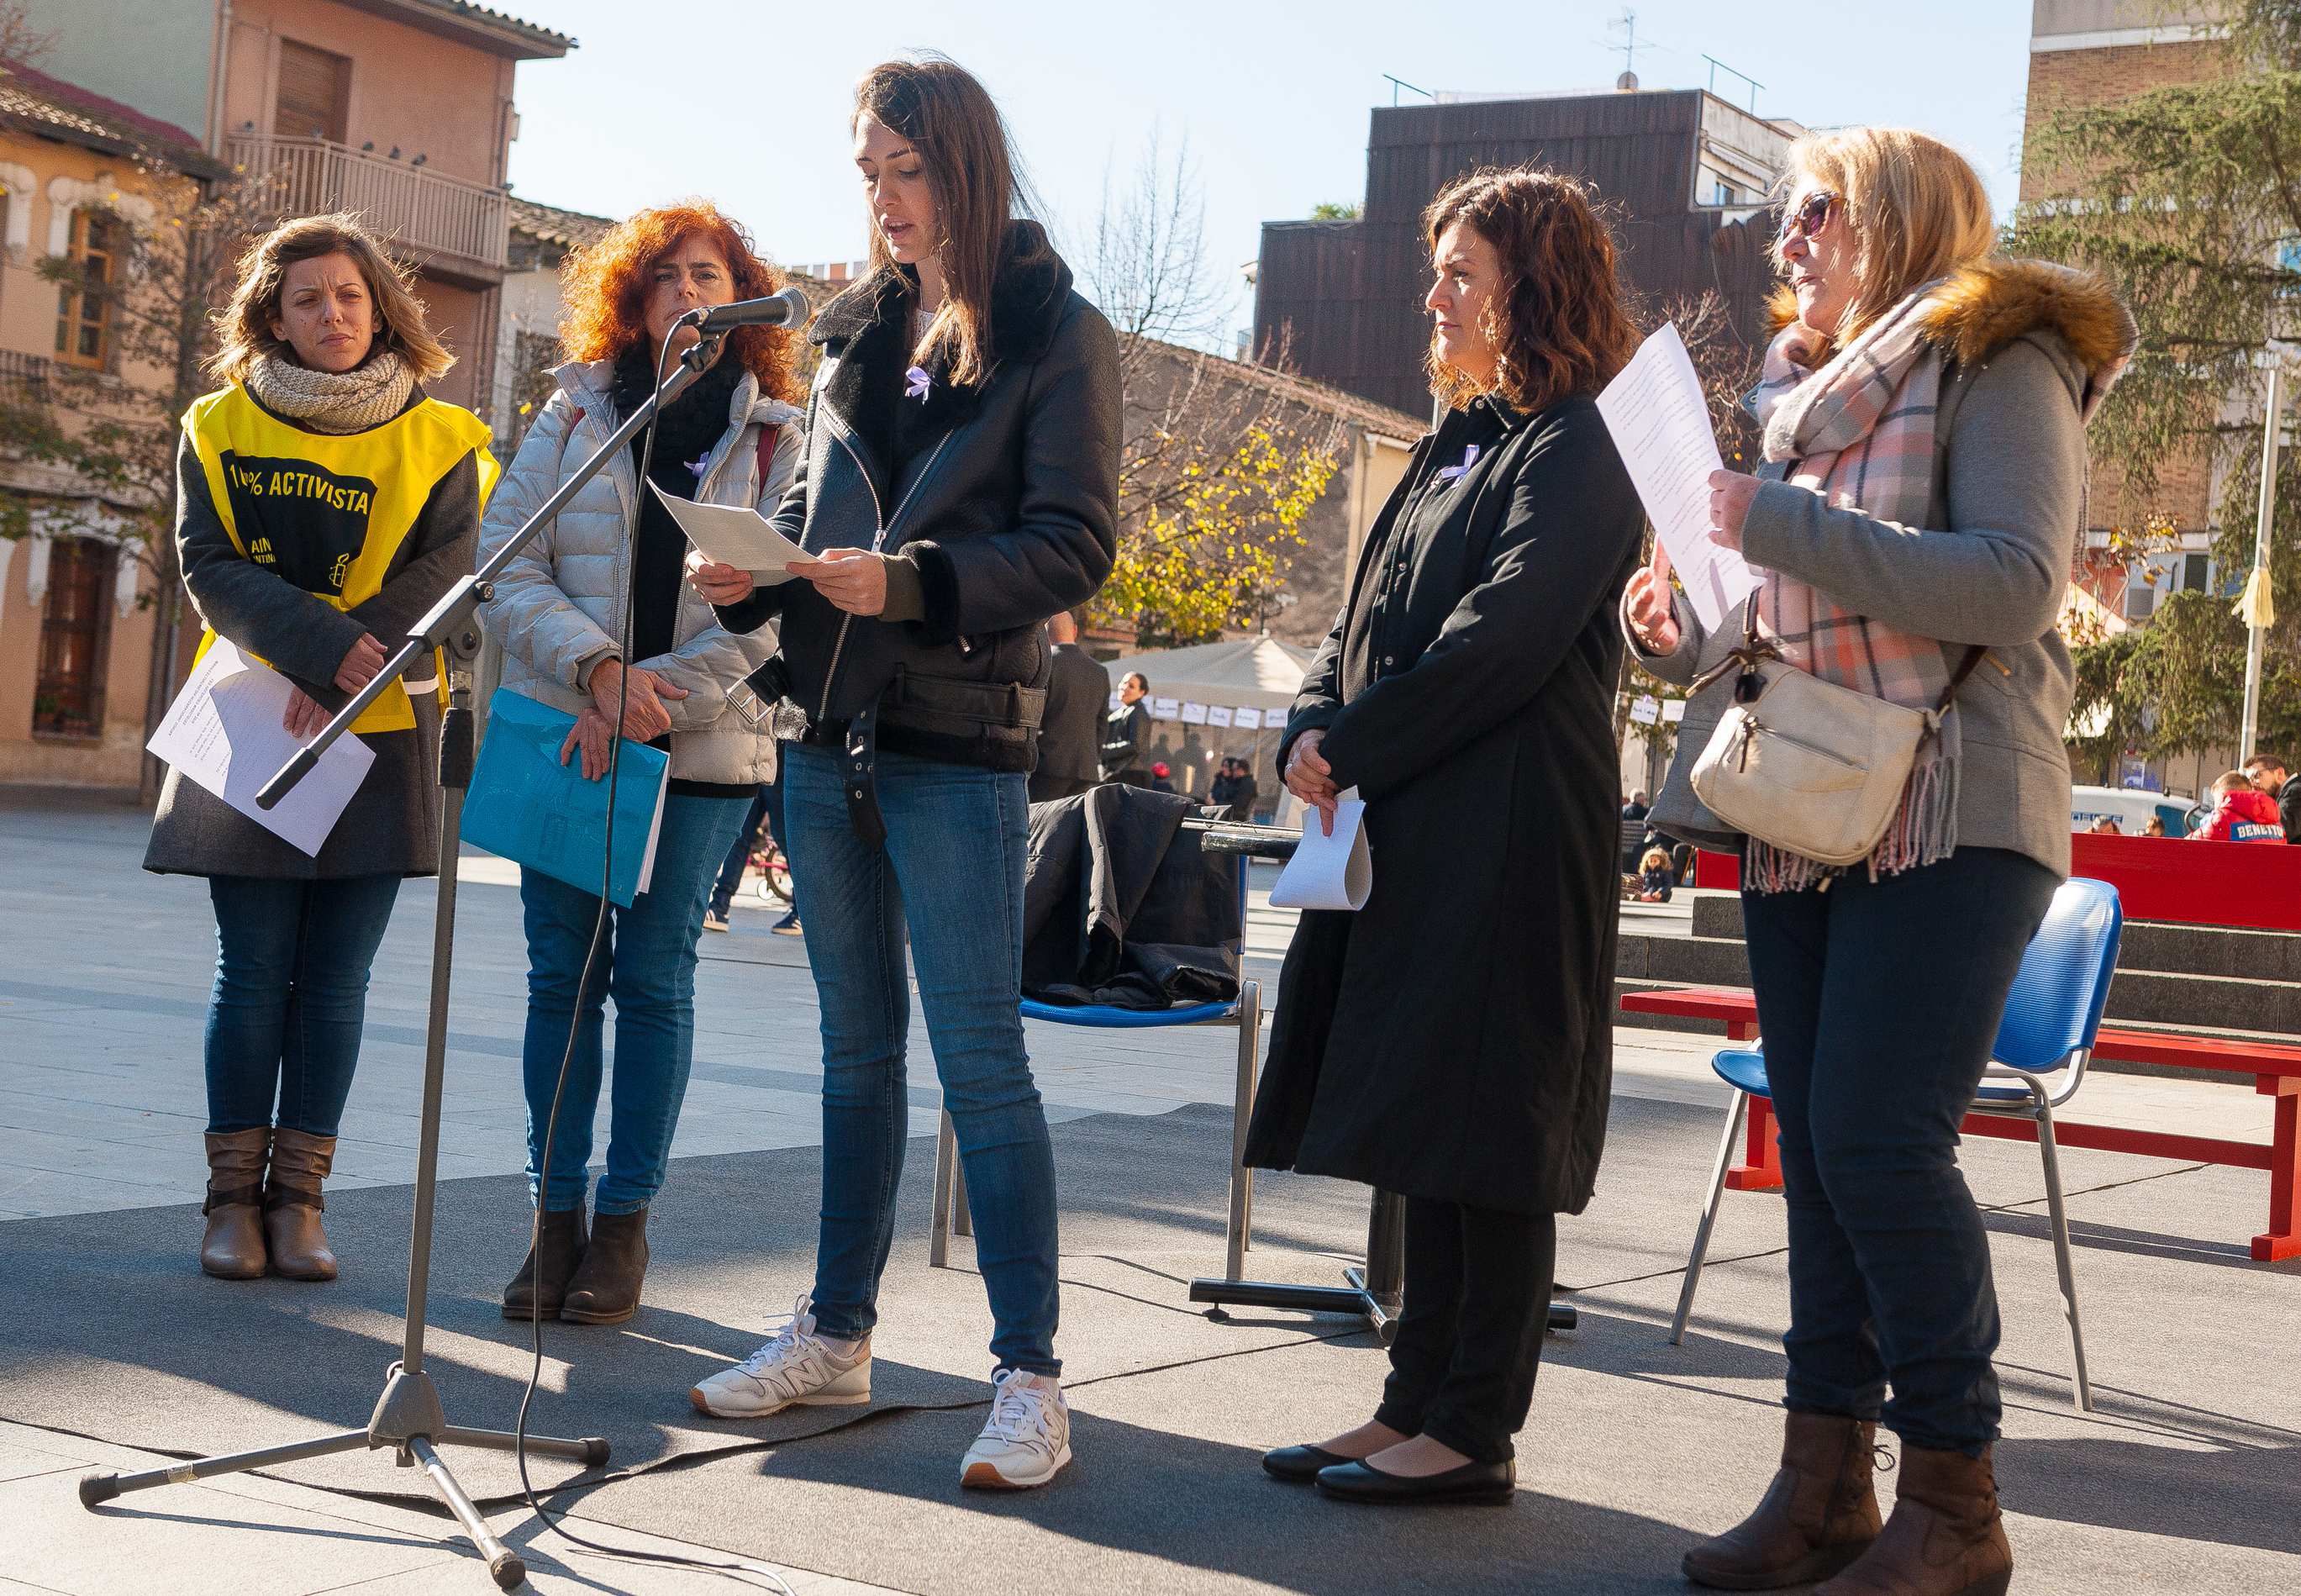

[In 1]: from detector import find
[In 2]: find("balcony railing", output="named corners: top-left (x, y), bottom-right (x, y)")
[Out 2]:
top-left (224, 134), bottom-right (509, 272)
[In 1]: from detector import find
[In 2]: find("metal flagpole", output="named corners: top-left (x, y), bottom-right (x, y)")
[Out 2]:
top-left (2240, 358), bottom-right (2287, 766)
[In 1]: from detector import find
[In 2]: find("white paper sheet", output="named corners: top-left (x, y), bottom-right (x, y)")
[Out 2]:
top-left (633, 755), bottom-right (670, 896)
top-left (650, 482), bottom-right (808, 582)
top-left (1268, 786), bottom-right (1372, 911)
top-left (1595, 322), bottom-right (1760, 632)
top-left (147, 640), bottom-right (376, 856)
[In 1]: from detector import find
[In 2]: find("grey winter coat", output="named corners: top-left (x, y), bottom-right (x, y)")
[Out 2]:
top-left (478, 357), bottom-right (803, 786)
top-left (1629, 261), bottom-right (2137, 882)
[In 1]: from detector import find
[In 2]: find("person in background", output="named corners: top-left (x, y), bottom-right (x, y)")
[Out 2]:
top-left (149, 213), bottom-right (490, 1284)
top-left (479, 202), bottom-right (805, 1325)
top-left (2243, 753), bottom-right (2301, 842)
top-left (1149, 761), bottom-right (1176, 793)
top-left (1252, 165), bottom-right (1645, 1508)
top-left (2195, 770), bottom-right (2288, 843)
top-left (1633, 846), bottom-right (1677, 903)
top-left (1629, 128), bottom-right (2132, 1595)
top-left (1210, 756), bottom-right (1261, 820)
top-left (2143, 815), bottom-right (2168, 838)
top-left (703, 776), bottom-right (786, 934)
top-left (2086, 815), bottom-right (2122, 835)
top-left (1103, 671), bottom-right (1153, 784)
top-left (1029, 610), bottom-right (1110, 803)
top-left (1623, 788), bottom-right (1651, 822)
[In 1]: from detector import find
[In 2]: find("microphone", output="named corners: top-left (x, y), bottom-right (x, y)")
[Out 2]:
top-left (682, 286), bottom-right (812, 334)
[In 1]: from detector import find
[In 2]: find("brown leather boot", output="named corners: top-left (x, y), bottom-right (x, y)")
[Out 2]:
top-left (200, 1128), bottom-right (271, 1280)
top-left (501, 1207), bottom-right (590, 1320)
top-left (264, 1128), bottom-right (340, 1282)
top-left (1817, 1444), bottom-right (2011, 1596)
top-left (559, 1206), bottom-right (648, 1325)
top-left (1682, 1410), bottom-right (1884, 1589)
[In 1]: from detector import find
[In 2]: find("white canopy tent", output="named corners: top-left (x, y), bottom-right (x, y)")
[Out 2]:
top-left (1105, 635), bottom-right (1317, 817)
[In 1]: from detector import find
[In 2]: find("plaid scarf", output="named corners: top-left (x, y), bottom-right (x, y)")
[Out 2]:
top-left (1741, 282), bottom-right (1959, 893)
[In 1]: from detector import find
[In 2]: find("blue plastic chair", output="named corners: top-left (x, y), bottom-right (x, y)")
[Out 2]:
top-left (929, 834), bottom-right (1263, 1282)
top-left (1667, 877), bottom-right (2124, 1413)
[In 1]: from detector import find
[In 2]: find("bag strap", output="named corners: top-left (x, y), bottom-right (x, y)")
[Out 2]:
top-left (1935, 645), bottom-right (1988, 714)
top-left (755, 421), bottom-right (778, 494)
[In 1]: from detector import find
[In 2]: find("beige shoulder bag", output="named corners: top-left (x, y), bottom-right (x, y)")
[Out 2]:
top-left (1688, 598), bottom-right (1985, 866)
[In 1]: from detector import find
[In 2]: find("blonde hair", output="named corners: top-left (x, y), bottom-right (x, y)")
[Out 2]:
top-left (209, 213), bottom-right (451, 385)
top-left (1773, 128), bottom-right (1995, 342)
top-left (1641, 847), bottom-right (1672, 873)
top-left (2214, 770), bottom-right (2251, 797)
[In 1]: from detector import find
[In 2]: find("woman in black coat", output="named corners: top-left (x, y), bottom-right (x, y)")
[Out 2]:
top-left (1247, 167), bottom-right (1645, 1505)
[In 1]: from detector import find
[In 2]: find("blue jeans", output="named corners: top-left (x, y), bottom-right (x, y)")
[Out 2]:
top-left (1740, 846), bottom-right (2058, 1454)
top-left (518, 792), bottom-right (750, 1214)
top-left (782, 742), bottom-right (1061, 1376)
top-left (709, 777), bottom-right (784, 918)
top-left (203, 873), bottom-right (403, 1136)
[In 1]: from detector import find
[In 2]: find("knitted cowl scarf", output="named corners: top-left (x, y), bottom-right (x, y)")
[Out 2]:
top-left (245, 347), bottom-right (415, 434)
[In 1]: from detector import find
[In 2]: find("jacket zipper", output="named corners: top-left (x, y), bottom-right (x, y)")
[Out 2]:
top-left (814, 425), bottom-right (961, 724)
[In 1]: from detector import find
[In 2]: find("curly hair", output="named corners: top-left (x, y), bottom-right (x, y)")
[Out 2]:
top-left (558, 202), bottom-right (803, 403)
top-left (209, 213), bottom-right (450, 386)
top-left (1422, 168), bottom-right (1639, 415)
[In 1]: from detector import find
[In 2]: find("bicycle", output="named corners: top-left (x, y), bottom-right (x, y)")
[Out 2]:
top-left (750, 836), bottom-right (793, 908)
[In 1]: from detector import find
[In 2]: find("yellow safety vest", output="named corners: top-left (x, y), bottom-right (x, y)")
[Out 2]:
top-left (182, 383), bottom-right (498, 733)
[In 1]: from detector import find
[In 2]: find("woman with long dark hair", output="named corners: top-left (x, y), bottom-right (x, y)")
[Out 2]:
top-left (1247, 168), bottom-right (1645, 1505)
top-left (480, 203), bottom-right (804, 1325)
top-left (150, 213), bottom-right (488, 1283)
top-left (686, 57), bottom-right (1119, 1489)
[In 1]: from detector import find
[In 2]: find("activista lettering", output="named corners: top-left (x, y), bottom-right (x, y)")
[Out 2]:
top-left (218, 450), bottom-right (380, 594)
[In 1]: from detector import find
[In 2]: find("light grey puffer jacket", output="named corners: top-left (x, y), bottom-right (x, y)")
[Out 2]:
top-left (479, 358), bottom-right (803, 785)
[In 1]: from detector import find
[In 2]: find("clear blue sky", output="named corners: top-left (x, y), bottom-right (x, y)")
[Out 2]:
top-left (503, 0), bottom-right (2035, 339)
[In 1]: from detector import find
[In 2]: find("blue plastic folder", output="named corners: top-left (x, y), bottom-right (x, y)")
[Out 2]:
top-left (462, 688), bottom-right (670, 908)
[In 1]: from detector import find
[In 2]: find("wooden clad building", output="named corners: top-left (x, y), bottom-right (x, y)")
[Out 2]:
top-left (1254, 88), bottom-right (1798, 419)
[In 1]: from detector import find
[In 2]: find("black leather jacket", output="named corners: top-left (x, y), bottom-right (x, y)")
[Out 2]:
top-left (716, 223), bottom-right (1120, 774)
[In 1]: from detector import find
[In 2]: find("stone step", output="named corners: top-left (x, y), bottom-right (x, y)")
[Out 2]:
top-left (1689, 893), bottom-right (2301, 982)
top-left (1615, 933), bottom-right (1751, 988)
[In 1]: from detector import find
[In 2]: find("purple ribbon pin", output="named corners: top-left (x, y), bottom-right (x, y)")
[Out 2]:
top-left (1435, 443), bottom-right (1482, 482)
top-left (685, 454), bottom-right (711, 478)
top-left (904, 365), bottom-right (932, 401)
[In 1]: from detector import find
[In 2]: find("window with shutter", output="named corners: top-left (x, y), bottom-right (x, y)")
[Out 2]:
top-left (33, 538), bottom-right (116, 739)
top-left (275, 40), bottom-right (350, 143)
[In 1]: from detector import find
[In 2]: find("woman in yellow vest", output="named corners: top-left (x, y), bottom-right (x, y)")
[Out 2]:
top-left (146, 213), bottom-right (493, 1284)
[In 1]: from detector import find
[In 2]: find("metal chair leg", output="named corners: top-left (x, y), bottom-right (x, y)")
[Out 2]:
top-left (2035, 1104), bottom-right (2093, 1412)
top-left (929, 1109), bottom-right (959, 1270)
top-left (1670, 1088), bottom-right (1747, 1346)
top-left (1223, 980), bottom-right (1262, 1283)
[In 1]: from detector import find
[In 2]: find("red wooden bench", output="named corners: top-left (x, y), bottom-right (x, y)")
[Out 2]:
top-left (1644, 835), bottom-right (2301, 1263)
top-left (1618, 985), bottom-right (2301, 1261)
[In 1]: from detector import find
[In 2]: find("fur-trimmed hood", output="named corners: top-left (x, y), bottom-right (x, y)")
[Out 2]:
top-left (1767, 258), bottom-right (2137, 419)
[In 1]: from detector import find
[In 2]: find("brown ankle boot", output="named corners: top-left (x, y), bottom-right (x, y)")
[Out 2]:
top-left (201, 1128), bottom-right (271, 1280)
top-left (1682, 1410), bottom-right (1884, 1589)
top-left (1817, 1444), bottom-right (2011, 1596)
top-left (501, 1207), bottom-right (590, 1320)
top-left (559, 1206), bottom-right (648, 1325)
top-left (264, 1128), bottom-right (340, 1282)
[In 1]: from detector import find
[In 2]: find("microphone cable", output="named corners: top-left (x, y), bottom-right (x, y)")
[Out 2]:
top-left (504, 322), bottom-right (797, 1593)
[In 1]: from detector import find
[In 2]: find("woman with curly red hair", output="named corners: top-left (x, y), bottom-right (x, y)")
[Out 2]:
top-left (1247, 167), bottom-right (1645, 1504)
top-left (478, 202), bottom-right (805, 1325)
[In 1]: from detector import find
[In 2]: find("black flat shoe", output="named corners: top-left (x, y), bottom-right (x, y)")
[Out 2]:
top-left (1262, 1444), bottom-right (1353, 1483)
top-left (1314, 1456), bottom-right (1517, 1506)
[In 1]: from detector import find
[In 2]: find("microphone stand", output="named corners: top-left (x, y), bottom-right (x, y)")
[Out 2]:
top-left (77, 333), bottom-right (731, 1593)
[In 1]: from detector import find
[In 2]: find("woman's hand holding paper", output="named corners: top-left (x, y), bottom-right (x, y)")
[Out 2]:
top-left (1285, 728), bottom-right (1340, 835)
top-left (685, 550), bottom-right (756, 604)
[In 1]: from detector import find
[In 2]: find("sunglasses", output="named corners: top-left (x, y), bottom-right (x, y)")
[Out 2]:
top-left (1777, 190), bottom-right (1841, 245)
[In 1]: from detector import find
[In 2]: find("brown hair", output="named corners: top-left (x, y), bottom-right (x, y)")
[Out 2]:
top-left (209, 213), bottom-right (450, 385)
top-left (558, 202), bottom-right (803, 403)
top-left (854, 55), bottom-right (1030, 387)
top-left (1421, 167), bottom-right (1640, 414)
top-left (1773, 127), bottom-right (1995, 342)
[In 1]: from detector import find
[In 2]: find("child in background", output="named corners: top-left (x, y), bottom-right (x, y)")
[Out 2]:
top-left (2195, 770), bottom-right (2288, 843)
top-left (1633, 846), bottom-right (1677, 903)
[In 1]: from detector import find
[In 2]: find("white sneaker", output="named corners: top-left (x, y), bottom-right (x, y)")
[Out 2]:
top-left (689, 1295), bottom-right (871, 1419)
top-left (961, 1368), bottom-right (1072, 1489)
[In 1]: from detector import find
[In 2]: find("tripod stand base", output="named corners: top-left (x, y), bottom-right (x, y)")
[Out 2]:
top-left (77, 1361), bottom-right (608, 1592)
top-left (1187, 1267), bottom-right (1579, 1341)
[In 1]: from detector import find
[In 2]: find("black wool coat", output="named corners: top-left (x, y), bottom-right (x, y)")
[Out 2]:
top-left (1243, 394), bottom-right (1645, 1216)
